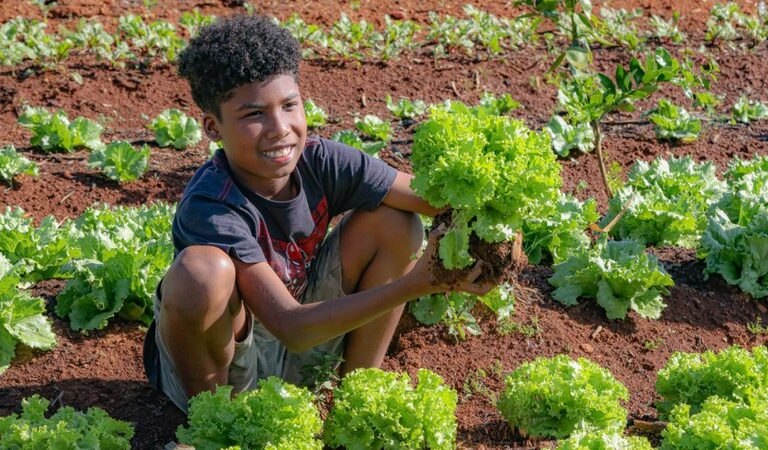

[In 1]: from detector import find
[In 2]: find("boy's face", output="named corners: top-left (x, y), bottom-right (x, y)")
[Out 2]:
top-left (204, 74), bottom-right (307, 198)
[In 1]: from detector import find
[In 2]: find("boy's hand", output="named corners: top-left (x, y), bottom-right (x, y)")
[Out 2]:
top-left (408, 224), bottom-right (496, 297)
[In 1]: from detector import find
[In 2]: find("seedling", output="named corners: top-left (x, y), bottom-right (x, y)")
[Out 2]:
top-left (303, 99), bottom-right (327, 128)
top-left (647, 99), bottom-right (702, 142)
top-left (386, 95), bottom-right (427, 120)
top-left (354, 114), bottom-right (392, 141)
top-left (147, 108), bottom-right (202, 149)
top-left (0, 145), bottom-right (38, 185)
top-left (87, 141), bottom-right (151, 183)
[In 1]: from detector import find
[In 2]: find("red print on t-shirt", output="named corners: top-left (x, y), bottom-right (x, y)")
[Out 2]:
top-left (258, 196), bottom-right (330, 299)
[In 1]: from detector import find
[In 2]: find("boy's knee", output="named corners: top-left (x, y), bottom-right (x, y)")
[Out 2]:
top-left (161, 245), bottom-right (237, 321)
top-left (373, 205), bottom-right (424, 252)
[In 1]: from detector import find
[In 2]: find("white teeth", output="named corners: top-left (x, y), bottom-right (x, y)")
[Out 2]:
top-left (264, 147), bottom-right (292, 158)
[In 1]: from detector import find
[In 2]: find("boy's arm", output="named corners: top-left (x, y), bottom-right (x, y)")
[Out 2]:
top-left (233, 228), bottom-right (488, 353)
top-left (381, 172), bottom-right (445, 217)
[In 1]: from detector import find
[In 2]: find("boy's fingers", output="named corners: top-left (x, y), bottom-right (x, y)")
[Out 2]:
top-left (466, 260), bottom-right (484, 283)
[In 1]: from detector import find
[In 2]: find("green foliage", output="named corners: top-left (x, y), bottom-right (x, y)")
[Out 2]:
top-left (601, 156), bottom-right (725, 248)
top-left (497, 354), bottom-right (629, 438)
top-left (87, 141), bottom-right (150, 183)
top-left (377, 15), bottom-right (421, 60)
top-left (148, 108), bottom-right (202, 149)
top-left (655, 346), bottom-right (768, 418)
top-left (179, 9), bottom-right (216, 37)
top-left (324, 368), bottom-right (457, 450)
top-left (556, 48), bottom-right (696, 127)
top-left (331, 130), bottom-right (386, 158)
top-left (649, 12), bottom-right (686, 44)
top-left (0, 255), bottom-right (56, 374)
top-left (386, 95), bottom-right (427, 120)
top-left (648, 99), bottom-right (702, 142)
top-left (117, 13), bottom-right (185, 62)
top-left (0, 207), bottom-right (72, 282)
top-left (410, 285), bottom-right (515, 340)
top-left (661, 393), bottom-right (768, 449)
top-left (411, 103), bottom-right (561, 269)
top-left (55, 202), bottom-right (175, 331)
top-left (18, 106), bottom-right (104, 153)
top-left (557, 426), bottom-right (654, 450)
top-left (732, 96), bottom-right (768, 123)
top-left (0, 145), bottom-right (38, 183)
top-left (705, 2), bottom-right (768, 47)
top-left (0, 395), bottom-right (134, 448)
top-left (546, 115), bottom-right (595, 157)
top-left (522, 192), bottom-right (598, 265)
top-left (177, 379), bottom-right (322, 450)
top-left (599, 7), bottom-right (645, 50)
top-left (354, 114), bottom-right (393, 142)
top-left (549, 236), bottom-right (674, 320)
top-left (478, 92), bottom-right (520, 115)
top-left (700, 156), bottom-right (768, 298)
top-left (303, 99), bottom-right (327, 128)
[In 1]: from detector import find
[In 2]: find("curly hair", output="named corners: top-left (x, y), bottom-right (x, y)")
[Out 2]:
top-left (178, 14), bottom-right (300, 119)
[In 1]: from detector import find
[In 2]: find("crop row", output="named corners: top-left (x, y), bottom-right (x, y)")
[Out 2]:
top-left (2, 2), bottom-right (767, 71)
top-left (3, 345), bottom-right (767, 448)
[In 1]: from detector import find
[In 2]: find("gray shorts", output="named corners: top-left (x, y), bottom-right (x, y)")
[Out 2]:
top-left (150, 222), bottom-right (347, 413)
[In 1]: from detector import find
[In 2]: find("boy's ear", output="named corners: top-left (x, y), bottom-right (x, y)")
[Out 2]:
top-left (202, 114), bottom-right (222, 142)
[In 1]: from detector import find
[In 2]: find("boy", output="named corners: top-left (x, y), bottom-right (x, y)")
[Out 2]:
top-left (143, 14), bottom-right (493, 412)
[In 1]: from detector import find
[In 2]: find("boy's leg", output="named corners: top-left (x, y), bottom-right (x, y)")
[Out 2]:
top-left (158, 245), bottom-right (248, 400)
top-left (336, 204), bottom-right (424, 374)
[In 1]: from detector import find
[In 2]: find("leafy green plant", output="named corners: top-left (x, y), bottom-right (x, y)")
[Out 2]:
top-left (411, 103), bottom-right (561, 270)
top-left (0, 395), bottom-right (134, 448)
top-left (554, 48), bottom-right (700, 196)
top-left (478, 92), bottom-right (520, 116)
top-left (0, 145), bottom-right (38, 184)
top-left (656, 346), bottom-right (768, 418)
top-left (386, 95), bottom-right (427, 120)
top-left (599, 7), bottom-right (645, 50)
top-left (497, 354), bottom-right (629, 438)
top-left (55, 202), bottom-right (175, 330)
top-left (324, 368), bottom-right (457, 450)
top-left (18, 106), bottom-right (104, 152)
top-left (87, 141), bottom-right (150, 183)
top-left (176, 379), bottom-right (322, 450)
top-left (0, 207), bottom-right (72, 282)
top-left (497, 316), bottom-right (541, 337)
top-left (557, 426), bottom-right (654, 450)
top-left (546, 116), bottom-right (595, 157)
top-left (648, 99), bottom-right (702, 142)
top-left (549, 236), bottom-right (674, 320)
top-left (732, 96), bottom-right (768, 123)
top-left (331, 130), bottom-right (386, 158)
top-left (354, 114), bottom-right (393, 142)
top-left (0, 255), bottom-right (56, 374)
top-left (649, 12), bottom-right (686, 44)
top-left (377, 16), bottom-right (421, 60)
top-left (522, 192), bottom-right (598, 265)
top-left (303, 99), bottom-right (327, 128)
top-left (179, 9), bottom-right (216, 37)
top-left (410, 285), bottom-right (515, 340)
top-left (147, 108), bottom-right (202, 149)
top-left (661, 393), bottom-right (768, 449)
top-left (427, 11), bottom-right (475, 57)
top-left (600, 156), bottom-right (725, 248)
top-left (700, 156), bottom-right (768, 298)
top-left (747, 316), bottom-right (768, 335)
top-left (326, 13), bottom-right (382, 61)
top-left (117, 13), bottom-right (185, 62)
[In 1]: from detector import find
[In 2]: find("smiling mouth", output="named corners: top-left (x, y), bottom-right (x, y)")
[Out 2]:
top-left (261, 145), bottom-right (295, 164)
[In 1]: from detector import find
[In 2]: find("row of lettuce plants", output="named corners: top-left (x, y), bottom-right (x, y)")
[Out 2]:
top-left (5, 2), bottom-right (766, 71)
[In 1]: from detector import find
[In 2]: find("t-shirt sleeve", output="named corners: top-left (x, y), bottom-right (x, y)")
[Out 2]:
top-left (173, 196), bottom-right (266, 264)
top-left (310, 138), bottom-right (398, 216)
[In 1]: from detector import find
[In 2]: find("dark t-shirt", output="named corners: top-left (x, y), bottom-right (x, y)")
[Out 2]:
top-left (172, 137), bottom-right (397, 300)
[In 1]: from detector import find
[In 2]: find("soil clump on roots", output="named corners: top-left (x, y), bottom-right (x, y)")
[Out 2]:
top-left (430, 209), bottom-right (528, 289)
